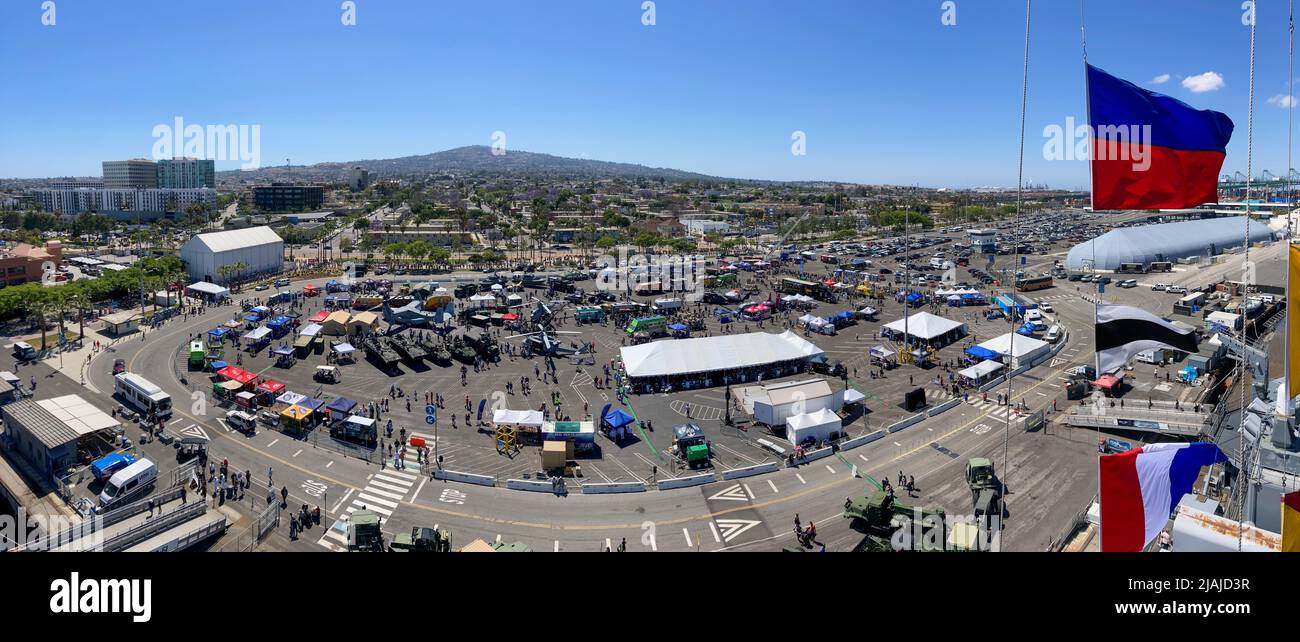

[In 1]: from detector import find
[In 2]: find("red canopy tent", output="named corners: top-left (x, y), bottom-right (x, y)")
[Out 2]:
top-left (256, 379), bottom-right (285, 396)
top-left (303, 284), bottom-right (321, 296)
top-left (1092, 374), bottom-right (1122, 394)
top-left (309, 310), bottom-right (329, 323)
top-left (501, 313), bottom-right (519, 321)
top-left (217, 366), bottom-right (258, 386)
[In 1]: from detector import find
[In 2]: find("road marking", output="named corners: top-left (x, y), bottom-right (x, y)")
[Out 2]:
top-left (893, 441), bottom-right (901, 446)
top-left (496, 534), bottom-right (502, 544)
top-left (707, 521), bottom-right (721, 543)
top-left (292, 449), bottom-right (303, 458)
top-left (825, 464), bottom-right (836, 474)
top-left (742, 483), bottom-right (754, 500)
top-left (708, 484), bottom-right (750, 502)
top-left (554, 540), bottom-right (560, 552)
top-left (796, 473), bottom-right (806, 485)
top-left (683, 528), bottom-right (693, 548)
top-left (767, 479), bottom-right (779, 494)
top-left (267, 439), bottom-right (279, 448)
top-left (606, 537), bottom-right (612, 550)
top-left (325, 461), bottom-right (334, 468)
top-left (714, 518), bottom-right (762, 543)
top-left (859, 454), bottom-right (869, 463)
top-left (647, 532), bottom-right (657, 551)
top-left (410, 477), bottom-right (427, 502)
top-left (330, 488), bottom-right (354, 513)
top-left (179, 424), bottom-right (209, 440)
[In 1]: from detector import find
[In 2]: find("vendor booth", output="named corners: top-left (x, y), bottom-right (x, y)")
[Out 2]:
top-left (492, 409), bottom-right (546, 446)
top-left (958, 360), bottom-right (1005, 387)
top-left (541, 420), bottom-right (596, 454)
top-left (279, 404), bottom-right (315, 434)
top-left (785, 408), bottom-right (842, 447)
top-left (331, 414), bottom-right (377, 447)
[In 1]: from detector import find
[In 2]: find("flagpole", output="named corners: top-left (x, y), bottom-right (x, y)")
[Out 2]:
top-left (1237, 5), bottom-right (1259, 550)
top-left (1081, 0), bottom-right (1106, 548)
top-left (999, 0), bottom-right (1032, 551)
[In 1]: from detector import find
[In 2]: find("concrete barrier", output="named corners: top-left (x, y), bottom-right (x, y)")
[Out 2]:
top-left (433, 469), bottom-right (497, 487)
top-left (581, 482), bottom-right (647, 494)
top-left (506, 479), bottom-right (558, 493)
top-left (656, 473), bottom-right (715, 490)
top-left (840, 430), bottom-right (886, 450)
top-left (927, 398), bottom-right (961, 417)
top-left (784, 446), bottom-right (835, 467)
top-left (887, 413), bottom-right (926, 434)
top-left (721, 462), bottom-right (779, 480)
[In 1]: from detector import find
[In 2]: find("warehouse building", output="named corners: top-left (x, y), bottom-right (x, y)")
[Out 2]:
top-left (180, 226), bottom-right (284, 284)
top-left (1064, 217), bottom-right (1275, 271)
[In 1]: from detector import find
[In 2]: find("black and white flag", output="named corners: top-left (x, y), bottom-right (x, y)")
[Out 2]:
top-left (1095, 304), bottom-right (1199, 374)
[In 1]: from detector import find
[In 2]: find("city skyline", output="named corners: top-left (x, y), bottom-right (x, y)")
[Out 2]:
top-left (1, 0), bottom-right (1296, 188)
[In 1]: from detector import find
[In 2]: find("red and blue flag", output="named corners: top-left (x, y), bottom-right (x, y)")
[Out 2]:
top-left (1088, 64), bottom-right (1234, 210)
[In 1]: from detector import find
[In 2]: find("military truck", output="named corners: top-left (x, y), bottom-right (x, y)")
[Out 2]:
top-left (965, 458), bottom-right (1004, 521)
top-left (390, 526), bottom-right (452, 552)
top-left (671, 423), bottom-right (711, 469)
top-left (464, 332), bottom-right (500, 360)
top-left (347, 509), bottom-right (385, 552)
top-left (842, 491), bottom-right (947, 552)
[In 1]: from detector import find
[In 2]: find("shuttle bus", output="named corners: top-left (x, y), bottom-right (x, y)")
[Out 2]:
top-left (114, 373), bottom-right (173, 419)
top-left (1015, 276), bottom-right (1054, 292)
top-left (1147, 261), bottom-right (1173, 273)
top-left (1117, 262), bottom-right (1146, 274)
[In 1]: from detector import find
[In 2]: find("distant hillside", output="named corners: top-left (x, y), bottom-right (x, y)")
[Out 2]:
top-left (218, 145), bottom-right (729, 183)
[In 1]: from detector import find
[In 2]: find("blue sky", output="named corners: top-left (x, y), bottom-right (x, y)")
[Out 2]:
top-left (0, 0), bottom-right (1294, 188)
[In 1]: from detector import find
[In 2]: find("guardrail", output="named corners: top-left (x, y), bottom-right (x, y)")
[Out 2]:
top-left (103, 501), bottom-right (209, 552)
top-left (580, 481), bottom-right (647, 494)
top-left (839, 430), bottom-right (886, 450)
top-left (720, 462), bottom-right (779, 480)
top-left (505, 478), bottom-right (559, 493)
top-left (784, 445), bottom-right (834, 467)
top-left (886, 413), bottom-right (926, 434)
top-left (433, 469), bottom-right (497, 487)
top-left (655, 473), bottom-right (715, 490)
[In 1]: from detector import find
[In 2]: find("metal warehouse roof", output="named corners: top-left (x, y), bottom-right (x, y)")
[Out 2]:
top-left (188, 226), bottom-right (283, 254)
top-left (3, 399), bottom-right (79, 449)
top-left (1065, 216), bottom-right (1274, 270)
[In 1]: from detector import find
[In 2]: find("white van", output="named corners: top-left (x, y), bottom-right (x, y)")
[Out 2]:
top-left (98, 458), bottom-right (157, 508)
top-left (225, 409), bottom-right (257, 435)
top-left (1044, 325), bottom-right (1062, 343)
top-left (1024, 309), bottom-right (1043, 323)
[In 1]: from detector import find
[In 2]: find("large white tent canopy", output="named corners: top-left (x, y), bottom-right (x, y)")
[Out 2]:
top-left (976, 332), bottom-right (1050, 368)
top-left (620, 331), bottom-right (824, 379)
top-left (882, 311), bottom-right (966, 340)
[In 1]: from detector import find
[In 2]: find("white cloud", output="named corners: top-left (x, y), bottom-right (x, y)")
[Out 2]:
top-left (1181, 71), bottom-right (1225, 93)
top-left (1268, 94), bottom-right (1297, 108)
top-left (1152, 74), bottom-right (1171, 84)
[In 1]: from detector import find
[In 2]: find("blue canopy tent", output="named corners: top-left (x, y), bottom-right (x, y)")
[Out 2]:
top-left (668, 323), bottom-right (689, 331)
top-left (208, 327), bottom-right (228, 342)
top-left (243, 314), bottom-right (261, 323)
top-left (266, 315), bottom-right (292, 338)
top-left (209, 360), bottom-right (228, 371)
top-left (302, 397), bottom-right (327, 413)
top-left (603, 408), bottom-right (636, 441)
top-left (1016, 322), bottom-right (1038, 336)
top-left (965, 345), bottom-right (999, 360)
top-left (604, 408), bottom-right (635, 428)
top-left (327, 397), bottom-right (358, 419)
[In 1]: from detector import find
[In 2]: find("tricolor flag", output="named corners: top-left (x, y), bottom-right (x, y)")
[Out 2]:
top-left (1088, 64), bottom-right (1234, 210)
top-left (1100, 442), bottom-right (1227, 552)
top-left (1283, 490), bottom-right (1300, 553)
top-left (1095, 304), bottom-right (1199, 374)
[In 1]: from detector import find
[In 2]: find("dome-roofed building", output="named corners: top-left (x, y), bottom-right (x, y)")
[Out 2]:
top-left (1065, 216), bottom-right (1275, 271)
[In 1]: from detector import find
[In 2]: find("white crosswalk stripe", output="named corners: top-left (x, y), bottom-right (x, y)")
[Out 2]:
top-left (316, 468), bottom-right (419, 552)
